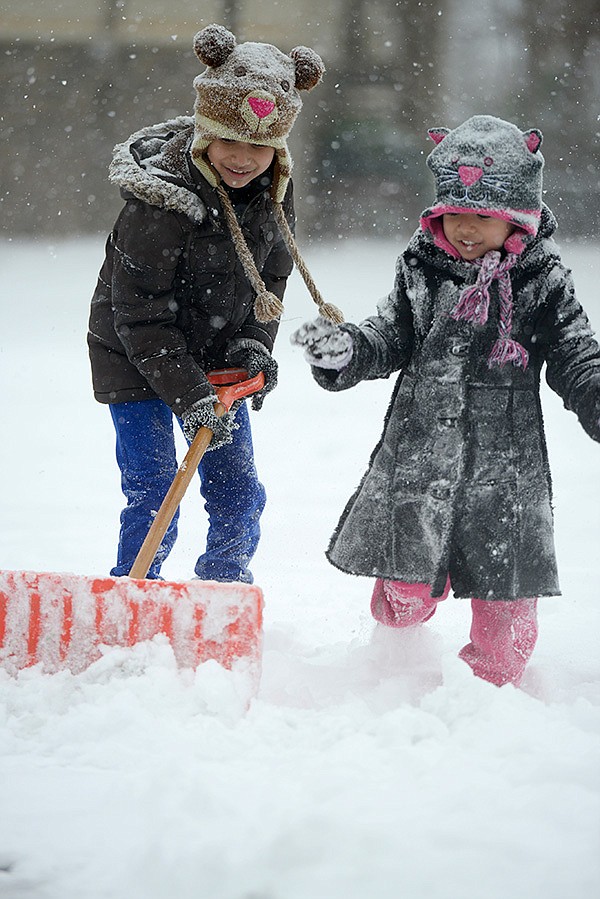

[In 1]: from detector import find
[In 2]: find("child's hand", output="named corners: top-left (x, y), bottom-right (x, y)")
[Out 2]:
top-left (224, 339), bottom-right (278, 411)
top-left (290, 316), bottom-right (354, 370)
top-left (181, 396), bottom-right (237, 451)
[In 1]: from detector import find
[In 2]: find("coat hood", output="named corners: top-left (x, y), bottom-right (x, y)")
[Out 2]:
top-left (108, 117), bottom-right (208, 225)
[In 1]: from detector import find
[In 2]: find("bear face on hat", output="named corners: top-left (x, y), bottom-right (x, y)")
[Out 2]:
top-left (190, 24), bottom-right (325, 202)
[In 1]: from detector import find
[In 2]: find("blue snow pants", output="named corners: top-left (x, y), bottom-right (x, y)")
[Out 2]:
top-left (109, 398), bottom-right (266, 583)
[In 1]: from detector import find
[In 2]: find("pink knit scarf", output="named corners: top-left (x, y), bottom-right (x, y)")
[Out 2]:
top-left (450, 250), bottom-right (529, 370)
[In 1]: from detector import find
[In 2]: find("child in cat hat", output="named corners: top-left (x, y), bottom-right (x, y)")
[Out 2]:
top-left (88, 24), bottom-right (334, 583)
top-left (292, 114), bottom-right (600, 686)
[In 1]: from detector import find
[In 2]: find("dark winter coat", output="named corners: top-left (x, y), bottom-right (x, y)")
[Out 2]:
top-left (314, 208), bottom-right (600, 600)
top-left (88, 117), bottom-right (294, 415)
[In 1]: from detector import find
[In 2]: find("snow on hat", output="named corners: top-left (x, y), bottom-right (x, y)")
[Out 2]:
top-left (419, 115), bottom-right (546, 371)
top-left (191, 24), bottom-right (324, 204)
top-left (420, 114), bottom-right (544, 257)
top-left (189, 25), bottom-right (343, 325)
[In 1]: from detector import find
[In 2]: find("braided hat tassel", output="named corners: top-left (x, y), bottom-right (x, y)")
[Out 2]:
top-left (271, 203), bottom-right (344, 324)
top-left (487, 269), bottom-right (529, 368)
top-left (450, 250), bottom-right (529, 370)
top-left (216, 184), bottom-right (284, 323)
top-left (217, 184), bottom-right (344, 325)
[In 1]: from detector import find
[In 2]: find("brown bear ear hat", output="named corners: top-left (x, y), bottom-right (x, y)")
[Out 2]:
top-left (191, 23), bottom-right (323, 203)
top-left (190, 24), bottom-right (343, 325)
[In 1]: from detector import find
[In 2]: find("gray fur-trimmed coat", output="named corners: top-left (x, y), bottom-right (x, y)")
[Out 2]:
top-left (88, 117), bottom-right (294, 414)
top-left (314, 208), bottom-right (600, 600)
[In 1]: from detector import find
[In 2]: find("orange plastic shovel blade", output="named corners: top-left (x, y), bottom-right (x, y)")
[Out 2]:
top-left (0, 570), bottom-right (263, 675)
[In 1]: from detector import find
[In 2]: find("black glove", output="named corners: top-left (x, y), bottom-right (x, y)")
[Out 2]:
top-left (181, 396), bottom-right (237, 451)
top-left (290, 316), bottom-right (354, 370)
top-left (225, 339), bottom-right (278, 411)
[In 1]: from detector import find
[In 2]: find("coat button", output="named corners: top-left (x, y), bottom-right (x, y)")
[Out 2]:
top-left (430, 480), bottom-right (451, 499)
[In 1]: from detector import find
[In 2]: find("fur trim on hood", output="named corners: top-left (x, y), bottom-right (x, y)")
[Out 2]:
top-left (107, 115), bottom-right (341, 325)
top-left (108, 116), bottom-right (207, 225)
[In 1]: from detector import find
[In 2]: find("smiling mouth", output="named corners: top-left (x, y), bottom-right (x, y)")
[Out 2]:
top-left (224, 166), bottom-right (253, 177)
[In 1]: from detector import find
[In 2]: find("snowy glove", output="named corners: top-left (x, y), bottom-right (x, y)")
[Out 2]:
top-left (290, 316), bottom-right (354, 370)
top-left (181, 395), bottom-right (237, 451)
top-left (225, 338), bottom-right (278, 411)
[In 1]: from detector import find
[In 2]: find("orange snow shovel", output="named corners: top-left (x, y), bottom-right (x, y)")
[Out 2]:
top-left (0, 369), bottom-right (265, 675)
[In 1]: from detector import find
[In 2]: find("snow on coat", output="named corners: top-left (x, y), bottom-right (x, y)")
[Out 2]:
top-left (314, 208), bottom-right (600, 600)
top-left (87, 117), bottom-right (294, 415)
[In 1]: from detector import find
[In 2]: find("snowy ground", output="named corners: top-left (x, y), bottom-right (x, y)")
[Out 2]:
top-left (0, 235), bottom-right (599, 899)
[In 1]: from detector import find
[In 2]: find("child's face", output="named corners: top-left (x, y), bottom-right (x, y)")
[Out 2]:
top-left (442, 213), bottom-right (515, 260)
top-left (207, 139), bottom-right (276, 189)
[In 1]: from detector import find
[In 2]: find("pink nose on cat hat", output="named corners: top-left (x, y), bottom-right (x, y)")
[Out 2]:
top-left (419, 115), bottom-right (546, 371)
top-left (420, 114), bottom-right (544, 256)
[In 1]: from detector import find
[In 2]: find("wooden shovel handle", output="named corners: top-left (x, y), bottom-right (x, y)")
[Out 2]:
top-left (128, 369), bottom-right (265, 580)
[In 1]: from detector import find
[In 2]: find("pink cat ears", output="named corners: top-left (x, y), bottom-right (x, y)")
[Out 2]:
top-left (428, 125), bottom-right (543, 153)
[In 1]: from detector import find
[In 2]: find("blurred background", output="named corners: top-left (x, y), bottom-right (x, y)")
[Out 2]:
top-left (2, 0), bottom-right (599, 242)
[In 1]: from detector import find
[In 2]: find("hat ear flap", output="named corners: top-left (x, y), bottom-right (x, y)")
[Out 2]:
top-left (291, 46), bottom-right (325, 90)
top-left (428, 127), bottom-right (450, 145)
top-left (194, 24), bottom-right (236, 67)
top-left (524, 128), bottom-right (543, 153)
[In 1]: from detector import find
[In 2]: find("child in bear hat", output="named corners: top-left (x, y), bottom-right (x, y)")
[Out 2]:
top-left (291, 114), bottom-right (600, 686)
top-left (88, 24), bottom-right (333, 583)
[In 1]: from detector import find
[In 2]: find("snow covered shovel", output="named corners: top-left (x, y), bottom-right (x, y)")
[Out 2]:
top-left (129, 368), bottom-right (265, 579)
top-left (0, 369), bottom-right (265, 676)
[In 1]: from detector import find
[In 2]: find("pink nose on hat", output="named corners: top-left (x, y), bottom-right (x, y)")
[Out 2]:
top-left (247, 96), bottom-right (276, 119)
top-left (458, 165), bottom-right (483, 186)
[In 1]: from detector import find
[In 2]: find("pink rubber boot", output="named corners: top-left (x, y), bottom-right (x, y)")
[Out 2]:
top-left (459, 597), bottom-right (538, 686)
top-left (370, 578), bottom-right (450, 628)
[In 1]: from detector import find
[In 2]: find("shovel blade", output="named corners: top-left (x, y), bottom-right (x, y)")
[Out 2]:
top-left (0, 570), bottom-right (263, 675)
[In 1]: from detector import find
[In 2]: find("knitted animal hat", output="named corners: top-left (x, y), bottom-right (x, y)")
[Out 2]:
top-left (189, 24), bottom-right (342, 324)
top-left (420, 116), bottom-right (545, 371)
top-left (420, 115), bottom-right (544, 257)
top-left (191, 24), bottom-right (323, 203)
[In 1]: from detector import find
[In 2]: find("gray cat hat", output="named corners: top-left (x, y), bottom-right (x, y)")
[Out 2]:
top-left (420, 115), bottom-right (544, 256)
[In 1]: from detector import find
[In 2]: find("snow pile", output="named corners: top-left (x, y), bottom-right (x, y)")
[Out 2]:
top-left (0, 237), bottom-right (598, 899)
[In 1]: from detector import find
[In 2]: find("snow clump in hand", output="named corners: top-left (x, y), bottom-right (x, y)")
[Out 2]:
top-left (290, 316), bottom-right (354, 370)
